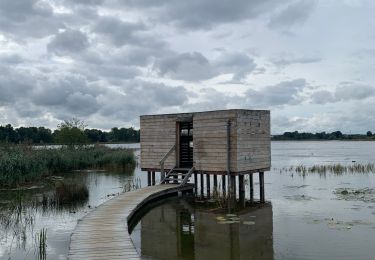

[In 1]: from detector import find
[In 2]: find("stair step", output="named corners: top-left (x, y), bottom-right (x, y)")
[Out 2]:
top-left (168, 173), bottom-right (187, 176)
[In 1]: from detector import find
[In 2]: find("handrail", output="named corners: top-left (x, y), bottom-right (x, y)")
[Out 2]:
top-left (180, 166), bottom-right (195, 187)
top-left (160, 166), bottom-right (175, 184)
top-left (159, 144), bottom-right (176, 179)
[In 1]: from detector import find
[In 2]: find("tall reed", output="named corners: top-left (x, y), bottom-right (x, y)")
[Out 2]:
top-left (0, 145), bottom-right (136, 187)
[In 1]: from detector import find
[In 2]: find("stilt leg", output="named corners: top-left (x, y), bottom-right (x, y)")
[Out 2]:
top-left (250, 173), bottom-right (254, 204)
top-left (194, 172), bottom-right (198, 195)
top-left (152, 171), bottom-right (155, 186)
top-left (200, 173), bottom-right (204, 198)
top-left (259, 172), bottom-right (265, 203)
top-left (147, 171), bottom-right (151, 186)
top-left (213, 175), bottom-right (218, 194)
top-left (206, 174), bottom-right (210, 199)
top-left (239, 175), bottom-right (245, 208)
top-left (222, 175), bottom-right (226, 197)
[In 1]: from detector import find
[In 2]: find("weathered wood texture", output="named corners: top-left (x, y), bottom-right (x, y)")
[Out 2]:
top-left (140, 109), bottom-right (271, 173)
top-left (236, 110), bottom-right (271, 172)
top-left (140, 115), bottom-right (177, 170)
top-left (68, 184), bottom-right (193, 260)
top-left (193, 110), bottom-right (237, 172)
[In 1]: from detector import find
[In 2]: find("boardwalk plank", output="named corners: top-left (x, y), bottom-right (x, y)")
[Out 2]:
top-left (68, 184), bottom-right (193, 260)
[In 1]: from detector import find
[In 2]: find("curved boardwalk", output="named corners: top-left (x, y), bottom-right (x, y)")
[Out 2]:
top-left (68, 184), bottom-right (194, 260)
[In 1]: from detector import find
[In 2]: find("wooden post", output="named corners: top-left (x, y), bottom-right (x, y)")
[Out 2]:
top-left (213, 175), bottom-right (218, 194)
top-left (222, 175), bottom-right (226, 197)
top-left (173, 174), bottom-right (178, 184)
top-left (194, 172), bottom-right (198, 195)
top-left (152, 171), bottom-right (155, 186)
top-left (230, 175), bottom-right (236, 201)
top-left (200, 172), bottom-right (204, 198)
top-left (206, 174), bottom-right (210, 199)
top-left (147, 171), bottom-right (151, 186)
top-left (259, 172), bottom-right (265, 203)
top-left (239, 175), bottom-right (245, 208)
top-left (250, 173), bottom-right (254, 204)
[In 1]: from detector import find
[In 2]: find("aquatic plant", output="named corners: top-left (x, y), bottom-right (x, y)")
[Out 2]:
top-left (54, 181), bottom-right (89, 206)
top-left (0, 145), bottom-right (136, 187)
top-left (36, 228), bottom-right (47, 260)
top-left (123, 177), bottom-right (142, 192)
top-left (278, 163), bottom-right (375, 175)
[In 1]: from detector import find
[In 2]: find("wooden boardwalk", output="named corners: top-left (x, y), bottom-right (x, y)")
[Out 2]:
top-left (68, 184), bottom-right (194, 260)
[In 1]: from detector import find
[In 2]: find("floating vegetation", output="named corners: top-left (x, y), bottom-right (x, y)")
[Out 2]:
top-left (215, 214), bottom-right (256, 225)
top-left (307, 217), bottom-right (374, 231)
top-left (284, 194), bottom-right (317, 201)
top-left (334, 188), bottom-right (375, 203)
top-left (278, 163), bottom-right (375, 176)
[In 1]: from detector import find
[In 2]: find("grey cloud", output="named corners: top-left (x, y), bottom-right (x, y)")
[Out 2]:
top-left (214, 52), bottom-right (256, 81)
top-left (155, 51), bottom-right (256, 82)
top-left (0, 0), bottom-right (63, 38)
top-left (244, 79), bottom-right (307, 107)
top-left (155, 52), bottom-right (214, 81)
top-left (335, 83), bottom-right (375, 101)
top-left (98, 81), bottom-right (189, 121)
top-left (271, 56), bottom-right (321, 67)
top-left (0, 66), bottom-right (33, 104)
top-left (118, 0), bottom-right (284, 30)
top-left (93, 16), bottom-right (147, 47)
top-left (310, 90), bottom-right (335, 104)
top-left (309, 83), bottom-right (375, 104)
top-left (268, 0), bottom-right (317, 30)
top-left (66, 92), bottom-right (99, 116)
top-left (47, 29), bottom-right (89, 56)
top-left (0, 53), bottom-right (24, 64)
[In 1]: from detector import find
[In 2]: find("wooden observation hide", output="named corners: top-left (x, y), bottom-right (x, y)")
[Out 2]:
top-left (140, 109), bottom-right (271, 203)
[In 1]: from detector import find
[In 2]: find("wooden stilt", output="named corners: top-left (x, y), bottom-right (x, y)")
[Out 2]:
top-left (230, 175), bottom-right (236, 200)
top-left (259, 171), bottom-right (265, 203)
top-left (173, 174), bottom-right (178, 184)
top-left (194, 172), bottom-right (198, 195)
top-left (206, 174), bottom-right (210, 199)
top-left (250, 173), bottom-right (254, 204)
top-left (222, 175), bottom-right (226, 196)
top-left (200, 173), bottom-right (204, 198)
top-left (213, 175), bottom-right (218, 194)
top-left (147, 171), bottom-right (151, 186)
top-left (151, 171), bottom-right (155, 186)
top-left (239, 175), bottom-right (245, 208)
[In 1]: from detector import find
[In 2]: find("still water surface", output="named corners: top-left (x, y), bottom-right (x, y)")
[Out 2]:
top-left (1, 141), bottom-right (375, 259)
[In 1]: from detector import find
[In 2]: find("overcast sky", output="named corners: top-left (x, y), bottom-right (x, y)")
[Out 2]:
top-left (0, 0), bottom-right (374, 133)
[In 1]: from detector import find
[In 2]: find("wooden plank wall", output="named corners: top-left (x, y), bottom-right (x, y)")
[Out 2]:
top-left (140, 115), bottom-right (177, 170)
top-left (193, 111), bottom-right (238, 172)
top-left (236, 110), bottom-right (271, 172)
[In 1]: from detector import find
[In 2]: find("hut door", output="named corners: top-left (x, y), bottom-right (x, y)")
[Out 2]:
top-left (178, 121), bottom-right (193, 168)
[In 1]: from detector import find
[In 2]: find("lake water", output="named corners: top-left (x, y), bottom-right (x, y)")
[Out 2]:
top-left (1, 141), bottom-right (375, 259)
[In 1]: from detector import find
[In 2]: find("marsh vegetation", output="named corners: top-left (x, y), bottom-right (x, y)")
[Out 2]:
top-left (0, 145), bottom-right (136, 187)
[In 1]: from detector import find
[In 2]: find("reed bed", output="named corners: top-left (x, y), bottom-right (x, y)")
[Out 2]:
top-left (0, 145), bottom-right (136, 187)
top-left (278, 163), bottom-right (375, 175)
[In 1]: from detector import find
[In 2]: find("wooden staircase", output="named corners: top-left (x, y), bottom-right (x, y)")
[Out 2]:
top-left (160, 167), bottom-right (195, 186)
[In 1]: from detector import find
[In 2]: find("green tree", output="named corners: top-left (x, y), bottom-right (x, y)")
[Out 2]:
top-left (367, 131), bottom-right (373, 137)
top-left (54, 118), bottom-right (88, 146)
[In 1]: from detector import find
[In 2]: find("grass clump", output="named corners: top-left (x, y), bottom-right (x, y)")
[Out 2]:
top-left (0, 145), bottom-right (136, 187)
top-left (279, 163), bottom-right (375, 175)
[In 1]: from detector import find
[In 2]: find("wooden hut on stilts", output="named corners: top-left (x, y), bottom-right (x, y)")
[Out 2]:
top-left (140, 109), bottom-right (271, 208)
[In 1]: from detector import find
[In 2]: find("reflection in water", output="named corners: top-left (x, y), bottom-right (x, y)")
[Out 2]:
top-left (0, 168), bottom-right (137, 260)
top-left (136, 198), bottom-right (273, 260)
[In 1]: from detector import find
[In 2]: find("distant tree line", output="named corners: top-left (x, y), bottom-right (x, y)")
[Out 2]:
top-left (0, 123), bottom-right (140, 144)
top-left (272, 131), bottom-right (375, 141)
